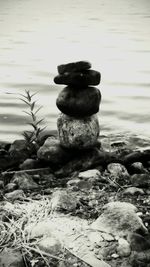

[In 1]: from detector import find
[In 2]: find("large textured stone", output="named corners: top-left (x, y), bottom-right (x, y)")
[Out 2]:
top-left (56, 86), bottom-right (101, 117)
top-left (91, 202), bottom-right (147, 236)
top-left (54, 69), bottom-right (101, 86)
top-left (57, 61), bottom-right (91, 74)
top-left (57, 113), bottom-right (100, 149)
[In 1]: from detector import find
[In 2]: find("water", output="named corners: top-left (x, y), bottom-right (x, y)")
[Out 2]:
top-left (0, 0), bottom-right (150, 142)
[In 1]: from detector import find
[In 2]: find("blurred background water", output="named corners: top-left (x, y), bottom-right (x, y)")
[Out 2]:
top-left (0, 0), bottom-right (150, 142)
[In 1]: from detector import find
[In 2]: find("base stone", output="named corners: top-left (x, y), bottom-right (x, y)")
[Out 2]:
top-left (57, 113), bottom-right (100, 149)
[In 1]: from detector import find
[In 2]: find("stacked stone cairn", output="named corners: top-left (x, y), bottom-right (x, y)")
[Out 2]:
top-left (54, 61), bottom-right (101, 150)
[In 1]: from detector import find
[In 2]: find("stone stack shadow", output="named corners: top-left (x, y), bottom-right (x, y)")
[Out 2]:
top-left (54, 61), bottom-right (101, 150)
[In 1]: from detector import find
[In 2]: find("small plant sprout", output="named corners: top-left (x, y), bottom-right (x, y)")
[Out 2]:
top-left (20, 90), bottom-right (46, 148)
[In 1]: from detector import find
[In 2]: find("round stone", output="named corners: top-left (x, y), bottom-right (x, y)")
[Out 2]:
top-left (56, 86), bottom-right (101, 117)
top-left (57, 113), bottom-right (100, 149)
top-left (57, 61), bottom-right (91, 74)
top-left (54, 69), bottom-right (101, 86)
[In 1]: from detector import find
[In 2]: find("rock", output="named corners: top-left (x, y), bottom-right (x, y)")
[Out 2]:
top-left (55, 149), bottom-right (119, 178)
top-left (54, 69), bottom-right (101, 86)
top-left (130, 250), bottom-right (150, 267)
top-left (67, 178), bottom-right (92, 190)
top-left (90, 202), bottom-right (147, 236)
top-left (37, 236), bottom-right (62, 255)
top-left (130, 162), bottom-right (147, 174)
top-left (128, 233), bottom-right (150, 251)
top-left (0, 180), bottom-right (4, 189)
top-left (50, 189), bottom-right (78, 211)
top-left (117, 238), bottom-right (131, 257)
top-left (11, 172), bottom-right (39, 190)
top-left (131, 173), bottom-right (150, 188)
top-left (37, 136), bottom-right (71, 165)
top-left (78, 169), bottom-right (101, 179)
top-left (5, 189), bottom-right (25, 200)
top-left (0, 248), bottom-right (25, 267)
top-left (9, 139), bottom-right (33, 162)
top-left (57, 113), bottom-right (100, 149)
top-left (56, 86), bottom-right (101, 117)
top-left (123, 187), bottom-right (144, 196)
top-left (87, 230), bottom-right (104, 244)
top-left (107, 163), bottom-right (129, 179)
top-left (19, 158), bottom-right (39, 170)
top-left (57, 61), bottom-right (91, 74)
top-left (26, 221), bottom-right (55, 239)
top-left (101, 232), bottom-right (115, 241)
top-left (5, 182), bottom-right (17, 192)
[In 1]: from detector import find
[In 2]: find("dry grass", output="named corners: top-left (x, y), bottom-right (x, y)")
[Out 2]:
top-left (0, 197), bottom-right (66, 266)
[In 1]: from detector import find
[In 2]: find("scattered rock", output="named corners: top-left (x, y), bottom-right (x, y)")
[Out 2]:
top-left (37, 136), bottom-right (71, 165)
top-left (11, 172), bottom-right (39, 190)
top-left (9, 139), bottom-right (33, 162)
top-left (107, 163), bottom-right (129, 179)
top-left (50, 189), bottom-right (78, 212)
top-left (90, 201), bottom-right (147, 236)
top-left (67, 178), bottom-right (92, 190)
top-left (57, 61), bottom-right (91, 74)
top-left (56, 86), bottom-right (101, 117)
top-left (4, 182), bottom-right (17, 192)
top-left (57, 113), bottom-right (100, 149)
top-left (54, 70), bottom-right (101, 86)
top-left (37, 236), bottom-right (62, 255)
top-left (117, 238), bottom-right (131, 257)
top-left (123, 187), bottom-right (144, 196)
top-left (5, 189), bottom-right (25, 200)
top-left (78, 169), bottom-right (101, 180)
top-left (130, 162), bottom-right (147, 174)
top-left (0, 180), bottom-right (4, 189)
top-left (131, 173), bottom-right (150, 188)
top-left (19, 158), bottom-right (39, 170)
top-left (0, 248), bottom-right (25, 267)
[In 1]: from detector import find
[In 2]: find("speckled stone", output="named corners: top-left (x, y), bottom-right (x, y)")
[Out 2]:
top-left (54, 70), bottom-right (101, 86)
top-left (56, 86), bottom-right (101, 117)
top-left (57, 61), bottom-right (91, 74)
top-left (57, 113), bottom-right (100, 149)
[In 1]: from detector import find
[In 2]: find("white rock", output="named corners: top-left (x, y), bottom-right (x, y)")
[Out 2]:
top-left (38, 236), bottom-right (62, 255)
top-left (78, 169), bottom-right (101, 180)
top-left (117, 238), bottom-right (131, 257)
top-left (107, 163), bottom-right (129, 178)
top-left (123, 187), bottom-right (144, 195)
top-left (90, 201), bottom-right (147, 237)
top-left (57, 113), bottom-right (100, 149)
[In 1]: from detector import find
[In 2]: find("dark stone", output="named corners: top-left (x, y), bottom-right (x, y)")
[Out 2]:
top-left (57, 61), bottom-right (91, 74)
top-left (11, 172), bottom-right (39, 190)
top-left (129, 233), bottom-right (150, 252)
top-left (55, 149), bottom-right (120, 177)
top-left (54, 69), bottom-right (101, 86)
top-left (56, 86), bottom-right (101, 117)
top-left (37, 136), bottom-right (73, 166)
top-left (123, 150), bottom-right (150, 166)
top-left (131, 173), bottom-right (150, 188)
top-left (9, 139), bottom-right (34, 163)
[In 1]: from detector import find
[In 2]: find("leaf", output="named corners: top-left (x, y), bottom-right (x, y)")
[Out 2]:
top-left (35, 118), bottom-right (44, 125)
top-left (34, 106), bottom-right (42, 115)
top-left (31, 101), bottom-right (36, 111)
top-left (28, 122), bottom-right (37, 130)
top-left (19, 98), bottom-right (31, 106)
top-left (23, 110), bottom-right (32, 116)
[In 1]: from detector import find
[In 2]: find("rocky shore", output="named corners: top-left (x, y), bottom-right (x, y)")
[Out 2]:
top-left (0, 61), bottom-right (150, 267)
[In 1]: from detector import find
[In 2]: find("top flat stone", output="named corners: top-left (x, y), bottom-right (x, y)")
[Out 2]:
top-left (57, 61), bottom-right (91, 74)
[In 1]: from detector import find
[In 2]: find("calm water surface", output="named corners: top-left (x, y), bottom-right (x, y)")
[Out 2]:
top-left (0, 0), bottom-right (150, 142)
